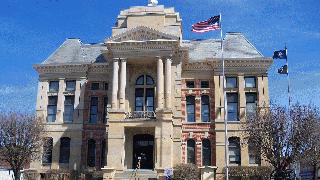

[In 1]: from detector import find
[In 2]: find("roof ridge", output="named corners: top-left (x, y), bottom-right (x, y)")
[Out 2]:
top-left (237, 33), bottom-right (264, 57)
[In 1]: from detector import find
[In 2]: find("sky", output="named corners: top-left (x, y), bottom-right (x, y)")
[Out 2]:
top-left (0, 0), bottom-right (320, 113)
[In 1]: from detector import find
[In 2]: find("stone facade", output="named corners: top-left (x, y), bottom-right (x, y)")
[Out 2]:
top-left (27, 3), bottom-right (273, 180)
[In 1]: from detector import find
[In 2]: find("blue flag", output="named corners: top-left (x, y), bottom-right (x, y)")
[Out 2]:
top-left (273, 49), bottom-right (287, 59)
top-left (278, 65), bottom-right (288, 74)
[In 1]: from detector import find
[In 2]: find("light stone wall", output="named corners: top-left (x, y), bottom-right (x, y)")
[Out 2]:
top-left (31, 78), bottom-right (85, 173)
top-left (214, 73), bottom-right (270, 178)
top-left (30, 130), bottom-right (82, 171)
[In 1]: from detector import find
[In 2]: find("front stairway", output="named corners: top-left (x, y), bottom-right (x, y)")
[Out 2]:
top-left (113, 169), bottom-right (158, 180)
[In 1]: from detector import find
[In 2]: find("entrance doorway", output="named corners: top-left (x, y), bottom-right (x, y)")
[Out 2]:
top-left (132, 134), bottom-right (154, 169)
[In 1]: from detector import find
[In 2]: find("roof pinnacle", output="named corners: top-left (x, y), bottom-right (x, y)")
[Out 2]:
top-left (148, 0), bottom-right (158, 6)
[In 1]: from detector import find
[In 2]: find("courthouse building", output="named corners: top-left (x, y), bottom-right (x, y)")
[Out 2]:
top-left (27, 2), bottom-right (273, 180)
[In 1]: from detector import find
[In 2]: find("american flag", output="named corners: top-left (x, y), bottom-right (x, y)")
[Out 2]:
top-left (192, 15), bottom-right (221, 33)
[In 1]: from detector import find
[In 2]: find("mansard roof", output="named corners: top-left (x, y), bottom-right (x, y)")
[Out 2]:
top-left (182, 32), bottom-right (264, 62)
top-left (40, 32), bottom-right (265, 65)
top-left (42, 39), bottom-right (108, 65)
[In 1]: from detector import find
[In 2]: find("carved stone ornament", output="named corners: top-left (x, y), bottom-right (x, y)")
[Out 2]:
top-left (106, 26), bottom-right (179, 42)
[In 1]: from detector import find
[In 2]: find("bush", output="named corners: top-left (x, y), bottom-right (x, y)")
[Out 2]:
top-left (173, 163), bottom-right (199, 180)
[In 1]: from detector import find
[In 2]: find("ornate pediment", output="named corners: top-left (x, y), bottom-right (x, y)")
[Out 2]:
top-left (106, 26), bottom-right (179, 42)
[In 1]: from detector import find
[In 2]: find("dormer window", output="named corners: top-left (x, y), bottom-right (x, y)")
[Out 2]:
top-left (135, 75), bottom-right (155, 112)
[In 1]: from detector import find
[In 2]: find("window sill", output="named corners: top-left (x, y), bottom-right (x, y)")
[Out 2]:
top-left (215, 120), bottom-right (241, 124)
top-left (183, 122), bottom-right (211, 124)
top-left (42, 163), bottom-right (52, 166)
top-left (229, 163), bottom-right (241, 166)
top-left (63, 91), bottom-right (75, 95)
top-left (47, 92), bottom-right (58, 96)
top-left (62, 121), bottom-right (74, 124)
top-left (248, 163), bottom-right (261, 166)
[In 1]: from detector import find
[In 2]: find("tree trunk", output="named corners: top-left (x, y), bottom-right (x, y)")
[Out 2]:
top-left (13, 169), bottom-right (21, 180)
top-left (313, 164), bottom-right (317, 180)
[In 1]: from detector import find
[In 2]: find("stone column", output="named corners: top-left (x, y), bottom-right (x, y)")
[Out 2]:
top-left (164, 58), bottom-right (172, 108)
top-left (157, 57), bottom-right (164, 109)
top-left (119, 58), bottom-right (127, 110)
top-left (111, 59), bottom-right (119, 109)
top-left (57, 78), bottom-right (65, 123)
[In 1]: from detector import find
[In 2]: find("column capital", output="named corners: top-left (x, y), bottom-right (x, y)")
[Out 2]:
top-left (119, 58), bottom-right (127, 63)
top-left (165, 56), bottom-right (173, 62)
top-left (113, 58), bottom-right (120, 62)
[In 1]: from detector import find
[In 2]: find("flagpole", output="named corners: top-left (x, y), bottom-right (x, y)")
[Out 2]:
top-left (220, 12), bottom-right (229, 180)
top-left (285, 45), bottom-right (291, 109)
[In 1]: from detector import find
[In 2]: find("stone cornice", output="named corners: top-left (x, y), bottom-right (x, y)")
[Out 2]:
top-left (106, 39), bottom-right (179, 50)
top-left (33, 63), bottom-right (111, 75)
top-left (105, 40), bottom-right (180, 58)
top-left (33, 64), bottom-right (89, 74)
top-left (182, 58), bottom-right (273, 73)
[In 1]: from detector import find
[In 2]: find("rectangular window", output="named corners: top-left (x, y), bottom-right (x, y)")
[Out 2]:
top-left (90, 97), bottom-right (98, 123)
top-left (246, 93), bottom-right (257, 117)
top-left (250, 176), bottom-right (261, 180)
top-left (201, 95), bottom-right (210, 122)
top-left (229, 137), bottom-right (241, 165)
top-left (101, 139), bottom-right (106, 167)
top-left (59, 137), bottom-right (70, 163)
top-left (186, 96), bottom-right (195, 122)
top-left (230, 177), bottom-right (241, 180)
top-left (87, 139), bottom-right (96, 167)
top-left (146, 88), bottom-right (154, 112)
top-left (47, 96), bottom-right (58, 122)
top-left (186, 81), bottom-right (195, 88)
top-left (49, 81), bottom-right (59, 92)
top-left (201, 81), bottom-right (209, 88)
top-left (248, 142), bottom-right (261, 164)
top-left (227, 93), bottom-right (238, 121)
top-left (135, 88), bottom-right (144, 111)
top-left (245, 77), bottom-right (256, 88)
top-left (64, 96), bottom-right (74, 123)
top-left (65, 80), bottom-right (76, 91)
top-left (103, 97), bottom-right (108, 123)
top-left (42, 137), bottom-right (53, 164)
top-left (91, 82), bottom-right (100, 90)
top-left (226, 77), bottom-right (237, 88)
top-left (104, 83), bottom-right (109, 90)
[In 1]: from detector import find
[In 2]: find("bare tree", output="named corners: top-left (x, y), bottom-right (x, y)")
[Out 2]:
top-left (243, 104), bottom-right (320, 179)
top-left (0, 112), bottom-right (45, 180)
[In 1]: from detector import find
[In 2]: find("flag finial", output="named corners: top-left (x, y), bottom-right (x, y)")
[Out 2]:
top-left (148, 0), bottom-right (158, 6)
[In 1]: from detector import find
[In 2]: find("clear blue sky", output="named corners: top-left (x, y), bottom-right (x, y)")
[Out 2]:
top-left (1, 0), bottom-right (320, 113)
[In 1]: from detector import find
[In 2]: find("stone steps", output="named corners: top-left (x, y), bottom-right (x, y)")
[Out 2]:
top-left (113, 169), bottom-right (157, 180)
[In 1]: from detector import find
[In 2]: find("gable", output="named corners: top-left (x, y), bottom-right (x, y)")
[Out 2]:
top-left (106, 26), bottom-right (179, 42)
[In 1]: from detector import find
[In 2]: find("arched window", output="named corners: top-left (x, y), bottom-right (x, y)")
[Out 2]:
top-left (42, 137), bottom-right (53, 164)
top-left (229, 137), bottom-right (241, 165)
top-left (187, 139), bottom-right (195, 164)
top-left (87, 139), bottom-right (96, 167)
top-left (202, 139), bottom-right (211, 166)
top-left (135, 75), bottom-right (155, 112)
top-left (59, 137), bottom-right (70, 163)
top-left (201, 95), bottom-right (210, 122)
top-left (101, 139), bottom-right (106, 167)
top-left (186, 96), bottom-right (195, 122)
top-left (136, 75), bottom-right (144, 85)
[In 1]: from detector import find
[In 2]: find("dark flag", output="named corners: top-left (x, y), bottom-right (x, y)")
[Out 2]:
top-left (278, 65), bottom-right (288, 74)
top-left (273, 49), bottom-right (287, 59)
top-left (192, 15), bottom-right (221, 33)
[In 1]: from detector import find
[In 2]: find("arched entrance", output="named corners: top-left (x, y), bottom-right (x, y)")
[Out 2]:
top-left (132, 134), bottom-right (154, 169)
